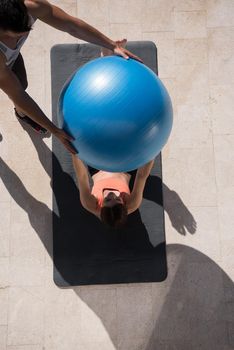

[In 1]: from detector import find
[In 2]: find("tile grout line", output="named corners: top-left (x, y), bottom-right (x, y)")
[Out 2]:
top-left (206, 8), bottom-right (223, 265)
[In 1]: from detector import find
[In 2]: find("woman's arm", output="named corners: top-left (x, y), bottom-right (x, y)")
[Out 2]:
top-left (127, 160), bottom-right (155, 214)
top-left (72, 155), bottom-right (98, 214)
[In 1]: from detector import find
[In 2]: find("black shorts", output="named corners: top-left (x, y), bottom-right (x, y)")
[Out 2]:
top-left (11, 53), bottom-right (28, 90)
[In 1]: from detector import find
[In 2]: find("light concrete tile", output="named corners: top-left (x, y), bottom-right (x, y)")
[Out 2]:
top-left (10, 214), bottom-right (48, 258)
top-left (206, 0), bottom-right (234, 27)
top-left (220, 239), bottom-right (234, 266)
top-left (77, 0), bottom-right (108, 26)
top-left (0, 99), bottom-right (14, 123)
top-left (9, 166), bottom-right (51, 208)
top-left (209, 84), bottom-right (234, 135)
top-left (208, 25), bottom-right (234, 43)
top-left (44, 289), bottom-right (83, 350)
top-left (216, 185), bottom-right (234, 209)
top-left (175, 11), bottom-right (207, 39)
top-left (221, 263), bottom-right (234, 293)
top-left (0, 288), bottom-right (9, 325)
top-left (145, 339), bottom-right (194, 350)
top-left (0, 202), bottom-right (10, 257)
top-left (187, 262), bottom-right (225, 321)
top-left (169, 103), bottom-right (212, 149)
top-left (175, 64), bottom-right (209, 105)
top-left (25, 74), bottom-right (45, 111)
top-left (151, 284), bottom-right (172, 321)
top-left (109, 0), bottom-right (143, 24)
top-left (218, 206), bottom-right (234, 241)
top-left (0, 123), bottom-right (12, 162)
top-left (227, 322), bottom-right (234, 348)
top-left (7, 287), bottom-right (44, 346)
top-left (44, 26), bottom-right (78, 50)
top-left (63, 341), bottom-right (116, 350)
top-left (208, 27), bottom-right (234, 85)
top-left (153, 251), bottom-right (189, 290)
top-left (190, 318), bottom-right (228, 349)
top-left (142, 0), bottom-right (175, 32)
top-left (110, 24), bottom-right (142, 41)
top-left (7, 346), bottom-right (43, 350)
top-left (6, 133), bottom-right (39, 172)
top-left (78, 288), bottom-right (117, 343)
top-left (175, 38), bottom-right (208, 65)
top-left (213, 134), bottom-right (234, 192)
top-left (175, 0), bottom-right (206, 11)
top-left (222, 300), bottom-right (234, 323)
top-left (10, 194), bottom-right (51, 262)
top-left (9, 256), bottom-right (45, 287)
top-left (0, 325), bottom-right (7, 350)
top-left (56, 0), bottom-right (77, 13)
top-left (163, 147), bottom-right (217, 207)
top-left (26, 18), bottom-right (45, 49)
top-left (142, 32), bottom-right (175, 79)
top-left (117, 285), bottom-right (153, 344)
top-left (21, 44), bottom-right (45, 77)
top-left (118, 336), bottom-right (153, 350)
top-left (154, 288), bottom-right (191, 341)
top-left (0, 257), bottom-right (9, 288)
top-left (165, 207), bottom-right (221, 262)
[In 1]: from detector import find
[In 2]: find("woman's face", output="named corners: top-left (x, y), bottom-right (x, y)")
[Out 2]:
top-left (102, 191), bottom-right (124, 208)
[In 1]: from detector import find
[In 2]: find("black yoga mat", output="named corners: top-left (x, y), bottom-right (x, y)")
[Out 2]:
top-left (51, 41), bottom-right (167, 286)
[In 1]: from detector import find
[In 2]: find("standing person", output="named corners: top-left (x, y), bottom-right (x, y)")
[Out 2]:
top-left (0, 0), bottom-right (143, 154)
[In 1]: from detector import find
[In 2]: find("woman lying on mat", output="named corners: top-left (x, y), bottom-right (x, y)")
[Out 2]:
top-left (71, 42), bottom-right (154, 229)
top-left (72, 154), bottom-right (155, 229)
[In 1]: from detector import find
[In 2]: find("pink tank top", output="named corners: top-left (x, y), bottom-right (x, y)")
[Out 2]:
top-left (91, 177), bottom-right (130, 208)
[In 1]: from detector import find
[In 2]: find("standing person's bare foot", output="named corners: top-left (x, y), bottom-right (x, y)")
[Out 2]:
top-left (100, 39), bottom-right (127, 57)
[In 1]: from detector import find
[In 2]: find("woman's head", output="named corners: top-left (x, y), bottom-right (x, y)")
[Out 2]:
top-left (0, 0), bottom-right (32, 35)
top-left (100, 192), bottom-right (128, 229)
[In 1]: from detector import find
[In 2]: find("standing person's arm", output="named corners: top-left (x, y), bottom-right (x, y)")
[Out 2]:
top-left (26, 0), bottom-right (143, 63)
top-left (127, 160), bottom-right (155, 214)
top-left (0, 53), bottom-right (76, 154)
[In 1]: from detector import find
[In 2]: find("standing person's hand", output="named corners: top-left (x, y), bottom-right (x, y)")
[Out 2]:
top-left (102, 39), bottom-right (143, 63)
top-left (53, 127), bottom-right (78, 154)
top-left (113, 39), bottom-right (143, 63)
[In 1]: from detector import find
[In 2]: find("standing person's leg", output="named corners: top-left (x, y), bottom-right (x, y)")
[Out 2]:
top-left (11, 53), bottom-right (28, 90)
top-left (11, 53), bottom-right (47, 134)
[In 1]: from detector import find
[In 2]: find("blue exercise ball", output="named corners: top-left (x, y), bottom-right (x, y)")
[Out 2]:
top-left (58, 55), bottom-right (173, 172)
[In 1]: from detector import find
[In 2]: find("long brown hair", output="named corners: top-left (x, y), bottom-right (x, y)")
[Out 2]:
top-left (100, 203), bottom-right (128, 229)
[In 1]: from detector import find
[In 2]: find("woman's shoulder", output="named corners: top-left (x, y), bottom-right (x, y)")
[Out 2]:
top-left (82, 194), bottom-right (101, 217)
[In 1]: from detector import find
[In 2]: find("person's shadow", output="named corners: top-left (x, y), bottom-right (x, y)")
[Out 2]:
top-left (0, 123), bottom-right (197, 287)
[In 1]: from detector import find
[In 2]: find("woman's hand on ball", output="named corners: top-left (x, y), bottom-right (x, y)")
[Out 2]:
top-left (53, 128), bottom-right (78, 154)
